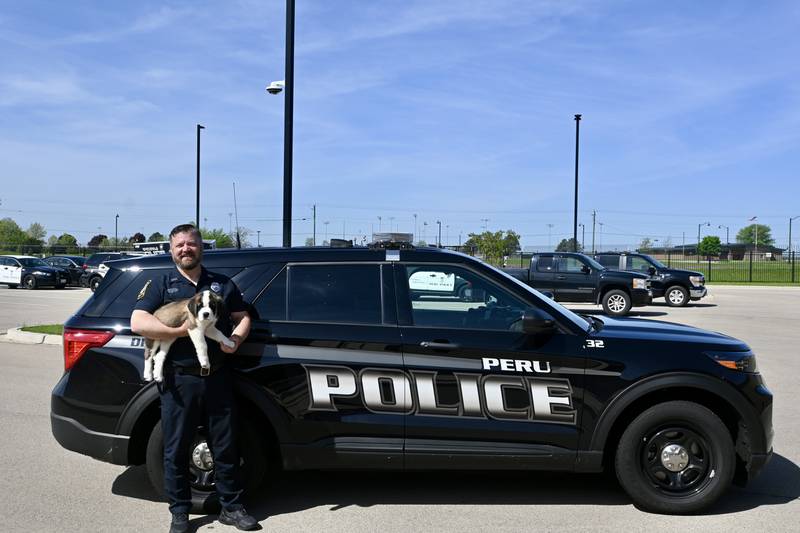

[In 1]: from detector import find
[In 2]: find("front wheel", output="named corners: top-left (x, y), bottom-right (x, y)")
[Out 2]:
top-left (665, 286), bottom-right (689, 307)
top-left (146, 420), bottom-right (267, 513)
top-left (23, 275), bottom-right (37, 290)
top-left (615, 400), bottom-right (735, 514)
top-left (601, 289), bottom-right (631, 316)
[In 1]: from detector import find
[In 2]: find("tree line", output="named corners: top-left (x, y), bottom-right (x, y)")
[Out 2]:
top-left (0, 217), bottom-right (241, 255)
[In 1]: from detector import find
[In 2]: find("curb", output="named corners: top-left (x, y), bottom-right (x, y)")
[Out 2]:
top-left (0, 327), bottom-right (62, 345)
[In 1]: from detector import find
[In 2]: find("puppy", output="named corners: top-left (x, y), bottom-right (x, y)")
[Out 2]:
top-left (143, 290), bottom-right (235, 382)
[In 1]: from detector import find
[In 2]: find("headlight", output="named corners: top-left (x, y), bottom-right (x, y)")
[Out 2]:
top-left (690, 275), bottom-right (704, 286)
top-left (705, 351), bottom-right (758, 373)
top-left (33, 271), bottom-right (52, 276)
top-left (632, 278), bottom-right (647, 289)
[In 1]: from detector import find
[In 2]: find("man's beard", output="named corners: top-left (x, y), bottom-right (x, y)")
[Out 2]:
top-left (176, 253), bottom-right (201, 270)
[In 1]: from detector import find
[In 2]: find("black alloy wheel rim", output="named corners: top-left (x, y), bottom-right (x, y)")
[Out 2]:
top-left (639, 425), bottom-right (713, 496)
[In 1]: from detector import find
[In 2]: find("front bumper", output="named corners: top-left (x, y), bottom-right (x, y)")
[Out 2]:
top-left (690, 286), bottom-right (707, 300)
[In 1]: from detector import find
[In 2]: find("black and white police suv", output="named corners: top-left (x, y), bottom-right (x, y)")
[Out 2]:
top-left (0, 255), bottom-right (69, 289)
top-left (50, 236), bottom-right (773, 514)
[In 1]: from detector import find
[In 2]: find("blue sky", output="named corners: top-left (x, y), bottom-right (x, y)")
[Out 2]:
top-left (1, 0), bottom-right (799, 250)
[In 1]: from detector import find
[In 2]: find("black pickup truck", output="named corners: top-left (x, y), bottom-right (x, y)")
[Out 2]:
top-left (594, 252), bottom-right (707, 307)
top-left (503, 252), bottom-right (652, 316)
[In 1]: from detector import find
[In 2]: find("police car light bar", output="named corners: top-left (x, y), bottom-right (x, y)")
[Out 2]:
top-left (369, 233), bottom-right (415, 249)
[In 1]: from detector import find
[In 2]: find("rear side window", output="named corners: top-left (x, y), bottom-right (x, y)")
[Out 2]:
top-left (536, 255), bottom-right (555, 272)
top-left (288, 264), bottom-right (381, 324)
top-left (95, 269), bottom-right (173, 318)
top-left (253, 268), bottom-right (287, 320)
top-left (595, 255), bottom-right (620, 268)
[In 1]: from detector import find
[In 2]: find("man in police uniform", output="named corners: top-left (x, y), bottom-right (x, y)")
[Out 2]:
top-left (131, 224), bottom-right (258, 533)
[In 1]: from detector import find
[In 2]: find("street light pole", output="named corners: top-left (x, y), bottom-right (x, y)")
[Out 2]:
top-left (718, 224), bottom-right (729, 245)
top-left (789, 216), bottom-right (799, 256)
top-left (196, 124), bottom-right (204, 231)
top-left (282, 0), bottom-right (296, 248)
top-left (547, 223), bottom-right (554, 250)
top-left (578, 223), bottom-right (585, 251)
top-left (436, 220), bottom-right (442, 248)
top-left (573, 114), bottom-right (581, 252)
top-left (115, 214), bottom-right (119, 251)
top-left (257, 230), bottom-right (261, 247)
top-left (697, 221), bottom-right (710, 251)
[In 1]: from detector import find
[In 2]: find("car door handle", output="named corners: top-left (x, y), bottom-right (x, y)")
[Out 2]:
top-left (420, 341), bottom-right (460, 350)
top-left (556, 275), bottom-right (567, 280)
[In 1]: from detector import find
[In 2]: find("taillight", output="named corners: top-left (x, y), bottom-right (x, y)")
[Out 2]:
top-left (63, 328), bottom-right (114, 371)
top-left (81, 264), bottom-right (88, 270)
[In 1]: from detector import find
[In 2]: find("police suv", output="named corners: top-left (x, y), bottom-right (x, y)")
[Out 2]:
top-left (50, 237), bottom-right (773, 514)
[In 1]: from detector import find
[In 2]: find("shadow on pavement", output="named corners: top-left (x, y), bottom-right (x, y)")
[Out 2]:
top-left (113, 453), bottom-right (799, 520)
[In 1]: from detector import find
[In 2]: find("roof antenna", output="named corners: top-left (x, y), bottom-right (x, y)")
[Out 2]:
top-left (233, 181), bottom-right (241, 249)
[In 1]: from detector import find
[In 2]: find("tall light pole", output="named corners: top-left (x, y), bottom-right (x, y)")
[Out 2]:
top-left (573, 114), bottom-right (581, 252)
top-left (718, 224), bottom-right (730, 246)
top-left (256, 230), bottom-right (261, 247)
top-left (423, 221), bottom-right (428, 243)
top-left (413, 213), bottom-right (418, 242)
top-left (598, 222), bottom-right (604, 251)
top-left (377, 216), bottom-right (382, 232)
top-left (697, 221), bottom-right (710, 252)
top-left (750, 216), bottom-right (759, 255)
top-left (389, 216), bottom-right (395, 233)
top-left (265, 1), bottom-right (296, 247)
top-left (481, 218), bottom-right (489, 231)
top-left (578, 223), bottom-right (585, 251)
top-left (115, 214), bottom-right (119, 250)
top-left (546, 223), bottom-right (554, 250)
top-left (324, 221), bottom-right (329, 243)
top-left (196, 124), bottom-right (204, 231)
top-left (790, 216), bottom-right (800, 257)
top-left (311, 204), bottom-right (316, 245)
top-left (436, 220), bottom-right (442, 248)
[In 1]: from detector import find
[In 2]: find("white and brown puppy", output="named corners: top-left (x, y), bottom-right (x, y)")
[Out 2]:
top-left (143, 290), bottom-right (235, 382)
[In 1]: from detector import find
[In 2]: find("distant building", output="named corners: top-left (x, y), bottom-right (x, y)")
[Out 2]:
top-left (644, 243), bottom-right (784, 260)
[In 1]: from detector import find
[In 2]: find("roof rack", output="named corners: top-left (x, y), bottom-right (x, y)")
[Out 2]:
top-left (369, 232), bottom-right (415, 250)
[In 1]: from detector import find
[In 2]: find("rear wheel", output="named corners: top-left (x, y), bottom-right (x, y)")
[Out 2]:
top-left (145, 419), bottom-right (267, 514)
top-left (615, 400), bottom-right (734, 514)
top-left (23, 275), bottom-right (37, 290)
top-left (665, 286), bottom-right (689, 307)
top-left (602, 289), bottom-right (631, 316)
top-left (89, 276), bottom-right (102, 292)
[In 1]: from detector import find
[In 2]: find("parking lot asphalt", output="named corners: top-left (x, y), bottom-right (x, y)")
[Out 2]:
top-left (0, 285), bottom-right (89, 334)
top-left (0, 285), bottom-right (798, 532)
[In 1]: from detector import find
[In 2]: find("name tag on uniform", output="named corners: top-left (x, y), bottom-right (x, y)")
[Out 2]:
top-left (167, 287), bottom-right (179, 294)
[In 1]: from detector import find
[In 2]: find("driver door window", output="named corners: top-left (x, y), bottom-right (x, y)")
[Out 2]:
top-left (403, 265), bottom-right (527, 331)
top-left (626, 256), bottom-right (652, 273)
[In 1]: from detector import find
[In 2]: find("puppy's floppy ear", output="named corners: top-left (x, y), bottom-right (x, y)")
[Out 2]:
top-left (187, 294), bottom-right (199, 317)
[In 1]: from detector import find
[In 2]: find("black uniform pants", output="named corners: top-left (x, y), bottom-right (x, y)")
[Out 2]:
top-left (159, 366), bottom-right (243, 515)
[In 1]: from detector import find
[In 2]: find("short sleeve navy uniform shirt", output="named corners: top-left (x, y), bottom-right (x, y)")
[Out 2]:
top-left (134, 266), bottom-right (246, 369)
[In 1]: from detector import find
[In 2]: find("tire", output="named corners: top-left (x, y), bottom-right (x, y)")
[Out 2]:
top-left (665, 285), bottom-right (689, 307)
top-left (89, 276), bottom-right (102, 292)
top-left (601, 289), bottom-right (631, 316)
top-left (146, 419), bottom-right (267, 514)
top-left (23, 275), bottom-right (37, 290)
top-left (614, 400), bottom-right (735, 514)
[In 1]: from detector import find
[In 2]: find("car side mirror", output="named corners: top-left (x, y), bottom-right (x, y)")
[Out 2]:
top-left (581, 265), bottom-right (591, 274)
top-left (648, 266), bottom-right (656, 276)
top-left (522, 309), bottom-right (555, 334)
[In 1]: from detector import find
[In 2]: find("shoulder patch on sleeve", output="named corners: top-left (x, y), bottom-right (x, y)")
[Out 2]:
top-left (137, 280), bottom-right (152, 300)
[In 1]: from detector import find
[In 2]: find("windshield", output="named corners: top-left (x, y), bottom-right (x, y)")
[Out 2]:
top-left (19, 258), bottom-right (48, 267)
top-left (641, 254), bottom-right (667, 269)
top-left (482, 261), bottom-right (591, 332)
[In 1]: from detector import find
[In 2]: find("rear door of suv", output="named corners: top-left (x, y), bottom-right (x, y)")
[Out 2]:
top-left (248, 261), bottom-right (405, 469)
top-left (395, 261), bottom-right (585, 470)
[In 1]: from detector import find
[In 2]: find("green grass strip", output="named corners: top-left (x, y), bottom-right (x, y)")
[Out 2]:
top-left (21, 324), bottom-right (64, 335)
